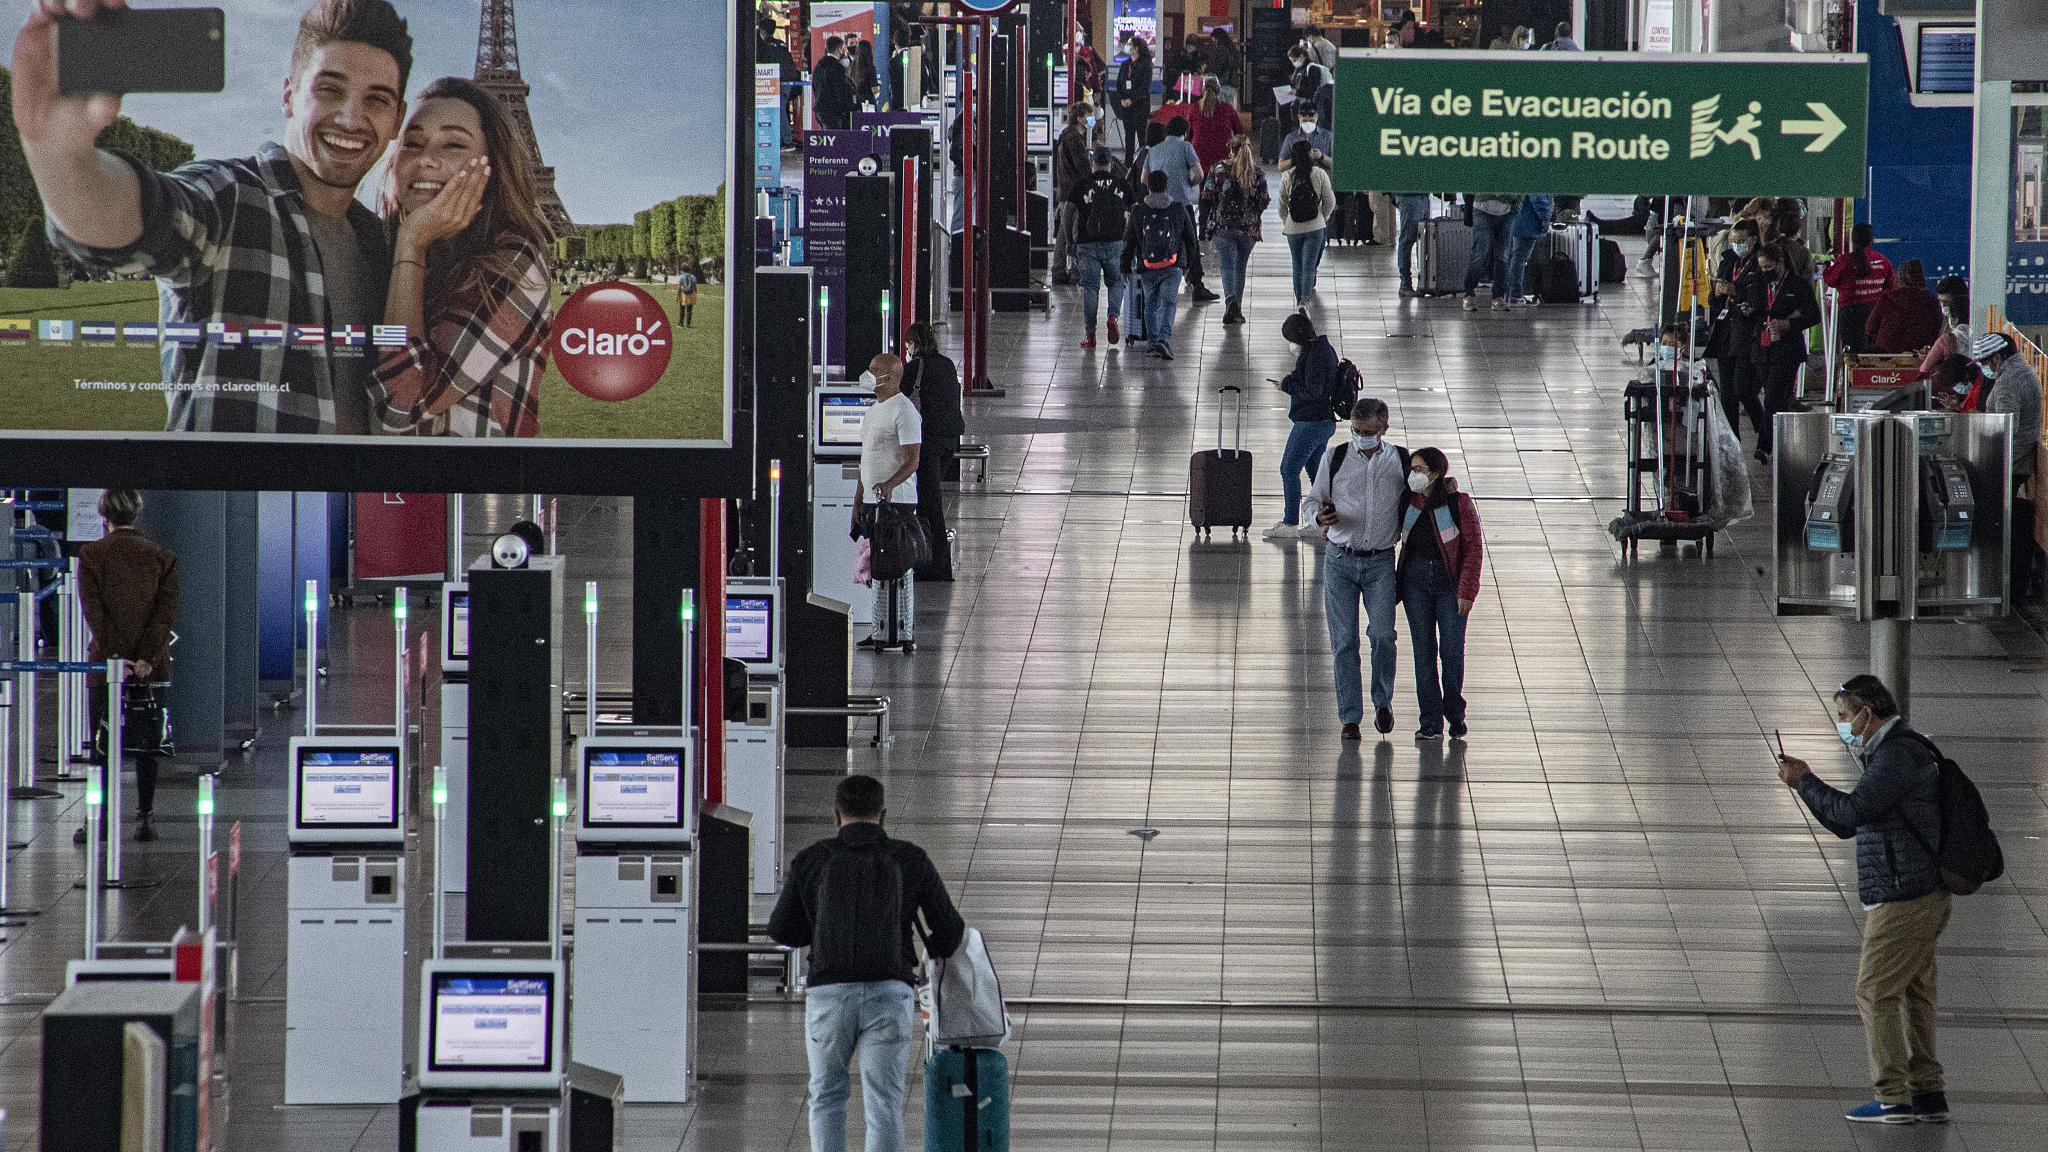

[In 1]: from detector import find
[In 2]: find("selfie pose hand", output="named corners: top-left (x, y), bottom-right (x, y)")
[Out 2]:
top-left (12, 0), bottom-right (146, 250)
top-left (395, 157), bottom-right (489, 262)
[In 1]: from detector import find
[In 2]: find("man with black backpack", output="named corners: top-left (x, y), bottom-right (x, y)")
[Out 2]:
top-left (1777, 674), bottom-right (2003, 1126)
top-left (1072, 147), bottom-right (1128, 350)
top-left (1122, 169), bottom-right (1198, 360)
top-left (770, 774), bottom-right (966, 1152)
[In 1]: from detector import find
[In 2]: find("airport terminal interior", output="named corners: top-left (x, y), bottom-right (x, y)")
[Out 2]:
top-left (7, 1), bottom-right (2048, 1150)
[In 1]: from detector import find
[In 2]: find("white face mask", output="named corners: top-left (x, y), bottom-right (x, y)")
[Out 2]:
top-left (1353, 432), bottom-right (1381, 452)
top-left (1407, 472), bottom-right (1430, 493)
top-left (860, 370), bottom-right (878, 390)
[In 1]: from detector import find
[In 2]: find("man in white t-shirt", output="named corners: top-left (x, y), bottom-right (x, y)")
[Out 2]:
top-left (858, 353), bottom-right (922, 647)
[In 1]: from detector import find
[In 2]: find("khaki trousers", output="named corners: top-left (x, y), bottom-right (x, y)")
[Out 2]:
top-left (1370, 192), bottom-right (1396, 246)
top-left (1856, 889), bottom-right (1951, 1104)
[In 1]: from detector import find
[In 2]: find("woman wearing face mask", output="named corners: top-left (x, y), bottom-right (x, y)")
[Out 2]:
top-left (372, 76), bottom-right (553, 436)
top-left (1397, 447), bottom-right (1484, 741)
top-left (1738, 241), bottom-right (1819, 462)
top-left (1708, 218), bottom-right (1767, 449)
top-left (1776, 674), bottom-right (1954, 1126)
top-left (1918, 276), bottom-right (1971, 379)
top-left (1265, 312), bottom-right (1341, 538)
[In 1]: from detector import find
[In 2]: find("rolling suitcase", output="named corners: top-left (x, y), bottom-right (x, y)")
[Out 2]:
top-left (1538, 220), bottom-right (1599, 302)
top-left (1414, 217), bottom-right (1472, 296)
top-left (925, 1047), bottom-right (1011, 1152)
top-left (1188, 384), bottom-right (1253, 538)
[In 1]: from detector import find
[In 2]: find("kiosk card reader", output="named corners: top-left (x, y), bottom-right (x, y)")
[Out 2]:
top-left (1804, 418), bottom-right (1861, 552)
top-left (723, 578), bottom-right (786, 894)
top-left (812, 385), bottom-right (877, 626)
top-left (285, 736), bottom-right (407, 1104)
top-left (410, 958), bottom-right (567, 1151)
top-left (570, 736), bottom-right (697, 1102)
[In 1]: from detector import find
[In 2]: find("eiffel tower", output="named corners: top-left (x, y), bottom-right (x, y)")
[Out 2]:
top-left (473, 0), bottom-right (572, 233)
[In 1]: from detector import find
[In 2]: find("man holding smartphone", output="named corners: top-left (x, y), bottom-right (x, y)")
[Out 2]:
top-left (13, 0), bottom-right (412, 435)
top-left (1308, 397), bottom-right (1410, 739)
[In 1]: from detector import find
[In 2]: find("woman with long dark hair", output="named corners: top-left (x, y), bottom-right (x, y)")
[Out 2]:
top-left (1823, 222), bottom-right (1892, 353)
top-left (1398, 447), bottom-right (1484, 741)
top-left (902, 322), bottom-right (962, 581)
top-left (372, 76), bottom-right (554, 437)
top-left (1740, 241), bottom-right (1820, 461)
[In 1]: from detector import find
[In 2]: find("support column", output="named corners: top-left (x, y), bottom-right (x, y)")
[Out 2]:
top-left (1872, 618), bottom-right (1911, 722)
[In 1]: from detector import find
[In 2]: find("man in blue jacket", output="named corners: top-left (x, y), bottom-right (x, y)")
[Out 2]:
top-left (1776, 675), bottom-right (1952, 1125)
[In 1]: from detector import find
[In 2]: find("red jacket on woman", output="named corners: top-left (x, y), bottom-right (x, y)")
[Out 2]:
top-left (1397, 490), bottom-right (1485, 604)
top-left (1185, 101), bottom-right (1245, 173)
top-left (1865, 287), bottom-right (1946, 354)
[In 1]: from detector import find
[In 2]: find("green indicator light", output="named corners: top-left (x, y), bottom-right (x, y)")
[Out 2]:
top-left (197, 794), bottom-right (214, 816)
top-left (551, 779), bottom-right (569, 819)
top-left (433, 766), bottom-right (448, 807)
top-left (304, 595), bottom-right (318, 613)
top-left (585, 597), bottom-right (598, 616)
top-left (682, 603), bottom-right (695, 622)
top-left (86, 780), bottom-right (103, 807)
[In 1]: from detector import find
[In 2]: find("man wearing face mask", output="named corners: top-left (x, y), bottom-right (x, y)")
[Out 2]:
top-left (1308, 397), bottom-right (1411, 738)
top-left (1277, 102), bottom-right (1332, 173)
top-left (1776, 676), bottom-right (1952, 1125)
top-left (1972, 332), bottom-right (2042, 598)
top-left (855, 354), bottom-right (922, 648)
top-left (1051, 103), bottom-right (1095, 286)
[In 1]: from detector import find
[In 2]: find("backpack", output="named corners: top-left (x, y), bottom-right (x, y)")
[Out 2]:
top-left (1897, 733), bottom-right (2006, 895)
top-left (1330, 358), bottom-right (1361, 422)
top-left (811, 839), bottom-right (907, 977)
top-left (866, 503), bottom-right (930, 582)
top-left (1082, 180), bottom-right (1125, 243)
top-left (1287, 170), bottom-right (1321, 224)
top-left (1138, 203), bottom-right (1181, 269)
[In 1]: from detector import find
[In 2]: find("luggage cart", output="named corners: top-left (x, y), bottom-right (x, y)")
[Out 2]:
top-left (1613, 372), bottom-right (1719, 558)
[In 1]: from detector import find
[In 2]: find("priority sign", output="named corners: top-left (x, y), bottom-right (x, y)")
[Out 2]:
top-left (1332, 51), bottom-right (1868, 198)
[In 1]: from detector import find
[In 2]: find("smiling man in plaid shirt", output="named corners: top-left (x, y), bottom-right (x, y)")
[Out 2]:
top-left (14, 0), bottom-right (412, 435)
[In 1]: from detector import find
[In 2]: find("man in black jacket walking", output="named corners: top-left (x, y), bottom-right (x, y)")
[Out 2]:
top-left (813, 35), bottom-right (856, 130)
top-left (1777, 675), bottom-right (1952, 1125)
top-left (770, 775), bottom-right (965, 1152)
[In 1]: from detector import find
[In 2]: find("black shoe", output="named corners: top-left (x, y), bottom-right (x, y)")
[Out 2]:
top-left (1449, 719), bottom-right (1468, 740)
top-left (1192, 287), bottom-right (1221, 303)
top-left (74, 826), bottom-right (88, 845)
top-left (1341, 723), bottom-right (1361, 740)
top-left (1154, 343), bottom-right (1174, 361)
top-left (1374, 707), bottom-right (1394, 735)
top-left (855, 636), bottom-right (883, 651)
top-left (136, 818), bottom-right (157, 843)
top-left (1223, 307), bottom-right (1244, 325)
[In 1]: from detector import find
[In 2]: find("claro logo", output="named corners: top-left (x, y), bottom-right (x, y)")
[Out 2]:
top-left (551, 281), bottom-right (673, 402)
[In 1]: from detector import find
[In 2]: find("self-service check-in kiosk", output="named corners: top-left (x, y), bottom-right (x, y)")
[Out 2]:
top-left (284, 735), bottom-right (407, 1104)
top-left (723, 579), bottom-right (785, 894)
top-left (569, 735), bottom-right (697, 1102)
top-left (811, 385), bottom-right (877, 626)
top-left (409, 957), bottom-right (567, 1150)
top-left (438, 583), bottom-right (471, 915)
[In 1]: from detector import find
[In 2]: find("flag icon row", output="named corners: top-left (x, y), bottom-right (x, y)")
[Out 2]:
top-left (0, 320), bottom-right (408, 347)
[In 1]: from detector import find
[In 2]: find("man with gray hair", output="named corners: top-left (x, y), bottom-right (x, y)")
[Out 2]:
top-left (1309, 397), bottom-right (1411, 739)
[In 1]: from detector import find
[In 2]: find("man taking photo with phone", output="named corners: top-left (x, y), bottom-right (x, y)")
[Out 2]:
top-left (12, 0), bottom-right (412, 435)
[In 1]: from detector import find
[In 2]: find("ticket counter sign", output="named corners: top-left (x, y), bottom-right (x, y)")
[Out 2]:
top-left (1332, 50), bottom-right (1868, 198)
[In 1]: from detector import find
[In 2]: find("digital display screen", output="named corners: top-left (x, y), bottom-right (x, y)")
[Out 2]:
top-left (1026, 112), bottom-right (1053, 149)
top-left (1917, 26), bottom-right (1974, 94)
top-left (819, 392), bottom-right (876, 448)
top-left (1053, 69), bottom-right (1070, 103)
top-left (726, 595), bottom-right (773, 663)
top-left (296, 749), bottom-right (399, 828)
top-left (447, 590), bottom-right (471, 662)
top-left (584, 749), bottom-right (684, 826)
top-left (429, 974), bottom-right (554, 1071)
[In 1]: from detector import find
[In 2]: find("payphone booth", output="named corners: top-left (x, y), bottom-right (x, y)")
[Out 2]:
top-left (569, 735), bottom-right (697, 1102)
top-left (438, 582), bottom-right (471, 918)
top-left (284, 736), bottom-right (408, 1104)
top-left (1774, 411), bottom-right (2012, 620)
top-left (723, 579), bottom-right (786, 894)
top-left (811, 384), bottom-right (877, 626)
top-left (410, 958), bottom-right (568, 1151)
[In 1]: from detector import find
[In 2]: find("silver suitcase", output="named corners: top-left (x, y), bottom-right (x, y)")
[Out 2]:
top-left (1415, 217), bottom-right (1472, 296)
top-left (1541, 220), bottom-right (1600, 300)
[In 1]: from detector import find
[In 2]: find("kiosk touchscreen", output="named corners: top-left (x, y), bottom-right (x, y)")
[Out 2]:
top-left (576, 737), bottom-right (695, 844)
top-left (287, 737), bottom-right (404, 846)
top-left (1025, 110), bottom-right (1053, 150)
top-left (725, 586), bottom-right (782, 673)
top-left (440, 582), bottom-right (471, 674)
top-left (417, 959), bottom-right (565, 1090)
top-left (814, 385), bottom-right (876, 460)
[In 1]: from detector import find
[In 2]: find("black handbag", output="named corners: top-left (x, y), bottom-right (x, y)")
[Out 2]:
top-left (868, 504), bottom-right (931, 583)
top-left (95, 681), bottom-right (175, 758)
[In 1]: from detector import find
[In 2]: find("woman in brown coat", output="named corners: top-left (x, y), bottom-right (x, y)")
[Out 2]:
top-left (77, 489), bottom-right (179, 842)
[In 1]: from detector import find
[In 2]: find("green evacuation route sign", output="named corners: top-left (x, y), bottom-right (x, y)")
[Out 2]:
top-left (1331, 50), bottom-right (1869, 198)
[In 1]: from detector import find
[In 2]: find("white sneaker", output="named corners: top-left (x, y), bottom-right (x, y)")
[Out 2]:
top-left (1461, 296), bottom-right (1478, 312)
top-left (1296, 523), bottom-right (1326, 540)
top-left (1262, 521), bottom-right (1298, 539)
top-left (1490, 298), bottom-right (1507, 312)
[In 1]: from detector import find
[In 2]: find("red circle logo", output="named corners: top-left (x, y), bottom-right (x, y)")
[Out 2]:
top-left (551, 281), bottom-right (673, 403)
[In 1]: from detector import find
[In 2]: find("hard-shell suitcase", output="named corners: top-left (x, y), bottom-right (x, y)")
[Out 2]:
top-left (1538, 220), bottom-right (1599, 302)
top-left (1188, 384), bottom-right (1253, 538)
top-left (1124, 276), bottom-right (1146, 343)
top-left (924, 1047), bottom-right (1011, 1152)
top-left (1415, 217), bottom-right (1472, 296)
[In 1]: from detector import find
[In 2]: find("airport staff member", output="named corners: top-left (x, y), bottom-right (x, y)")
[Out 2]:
top-left (1309, 397), bottom-right (1411, 740)
top-left (857, 353), bottom-right (921, 647)
top-left (77, 489), bottom-right (179, 844)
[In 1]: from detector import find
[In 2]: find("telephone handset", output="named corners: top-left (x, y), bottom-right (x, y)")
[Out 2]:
top-left (1804, 456), bottom-right (1854, 552)
top-left (1919, 455), bottom-right (1975, 553)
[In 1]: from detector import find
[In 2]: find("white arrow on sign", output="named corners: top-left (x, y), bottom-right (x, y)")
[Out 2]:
top-left (1779, 102), bottom-right (1847, 153)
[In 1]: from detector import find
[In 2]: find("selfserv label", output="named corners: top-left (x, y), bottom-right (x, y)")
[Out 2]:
top-left (1332, 51), bottom-right (1868, 198)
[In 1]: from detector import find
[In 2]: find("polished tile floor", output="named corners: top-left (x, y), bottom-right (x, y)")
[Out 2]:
top-left (6, 217), bottom-right (2048, 1151)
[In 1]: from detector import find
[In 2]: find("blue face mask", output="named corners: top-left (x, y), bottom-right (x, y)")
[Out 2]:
top-left (1731, 241), bottom-right (1752, 257)
top-left (1836, 719), bottom-right (1863, 751)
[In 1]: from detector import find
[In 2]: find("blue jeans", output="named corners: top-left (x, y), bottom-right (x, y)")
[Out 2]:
top-left (1281, 420), bottom-right (1334, 524)
top-left (1402, 556), bottom-right (1468, 732)
top-left (1075, 240), bottom-right (1124, 331)
top-left (1141, 266), bottom-right (1182, 348)
top-left (1215, 232), bottom-right (1255, 303)
top-left (1287, 228), bottom-right (1328, 303)
top-left (1323, 546), bottom-right (1398, 723)
top-left (1503, 233), bottom-right (1540, 302)
top-left (805, 980), bottom-right (917, 1152)
top-left (1394, 195), bottom-right (1429, 288)
top-left (1463, 211), bottom-right (1514, 299)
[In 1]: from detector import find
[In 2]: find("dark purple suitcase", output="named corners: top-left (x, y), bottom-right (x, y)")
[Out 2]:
top-left (1188, 385), bottom-right (1253, 538)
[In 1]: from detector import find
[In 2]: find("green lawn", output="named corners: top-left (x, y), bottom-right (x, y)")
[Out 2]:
top-left (0, 278), bottom-right (726, 441)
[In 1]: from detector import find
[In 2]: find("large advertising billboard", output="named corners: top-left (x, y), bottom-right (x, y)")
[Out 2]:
top-left (0, 0), bottom-right (751, 494)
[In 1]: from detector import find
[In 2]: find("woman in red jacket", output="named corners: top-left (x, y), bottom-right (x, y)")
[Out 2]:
top-left (1185, 76), bottom-right (1245, 181)
top-left (1821, 222), bottom-right (1892, 353)
top-left (1398, 447), bottom-right (1485, 741)
top-left (1864, 259), bottom-right (1947, 354)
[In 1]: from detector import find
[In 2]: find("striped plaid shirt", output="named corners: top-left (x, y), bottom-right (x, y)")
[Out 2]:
top-left (369, 241), bottom-right (550, 437)
top-left (49, 142), bottom-right (389, 435)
